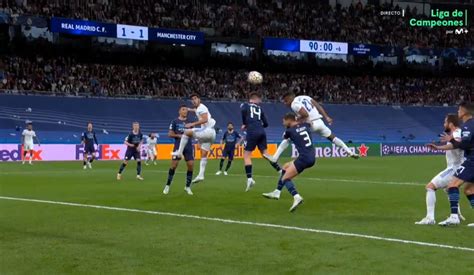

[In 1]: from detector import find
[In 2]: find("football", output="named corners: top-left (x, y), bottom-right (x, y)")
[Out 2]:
top-left (247, 71), bottom-right (263, 84)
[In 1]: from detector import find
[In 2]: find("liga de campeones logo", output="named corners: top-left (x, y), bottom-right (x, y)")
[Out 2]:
top-left (409, 9), bottom-right (468, 28)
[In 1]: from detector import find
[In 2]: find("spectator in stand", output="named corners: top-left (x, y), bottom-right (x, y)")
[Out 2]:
top-left (1, 0), bottom-right (471, 48)
top-left (0, 55), bottom-right (471, 106)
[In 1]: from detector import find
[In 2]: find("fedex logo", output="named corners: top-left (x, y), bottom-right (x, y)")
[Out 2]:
top-left (75, 145), bottom-right (121, 160)
top-left (0, 145), bottom-right (43, 161)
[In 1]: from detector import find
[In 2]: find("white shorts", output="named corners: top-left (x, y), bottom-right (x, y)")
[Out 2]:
top-left (193, 127), bottom-right (216, 152)
top-left (147, 148), bottom-right (157, 156)
top-left (431, 167), bottom-right (456, 189)
top-left (23, 143), bottom-right (34, 151)
top-left (310, 119), bottom-right (332, 138)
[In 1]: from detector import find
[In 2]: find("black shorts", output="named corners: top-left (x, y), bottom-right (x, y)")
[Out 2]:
top-left (245, 131), bottom-right (267, 152)
top-left (124, 147), bottom-right (140, 161)
top-left (84, 144), bottom-right (96, 154)
top-left (222, 147), bottom-right (235, 160)
top-left (293, 156), bottom-right (316, 174)
top-left (455, 161), bottom-right (474, 183)
top-left (172, 144), bottom-right (194, 162)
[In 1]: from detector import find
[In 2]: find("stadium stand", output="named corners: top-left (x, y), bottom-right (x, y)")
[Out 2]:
top-left (1, 0), bottom-right (472, 48)
top-left (1, 56), bottom-right (472, 106)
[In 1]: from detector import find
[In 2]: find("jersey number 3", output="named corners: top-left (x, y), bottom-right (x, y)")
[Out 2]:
top-left (299, 131), bottom-right (312, 147)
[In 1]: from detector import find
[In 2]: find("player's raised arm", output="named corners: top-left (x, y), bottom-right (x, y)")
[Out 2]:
top-left (187, 112), bottom-right (208, 128)
top-left (311, 98), bottom-right (333, 125)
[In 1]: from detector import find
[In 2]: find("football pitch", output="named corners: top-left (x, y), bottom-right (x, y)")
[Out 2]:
top-left (0, 156), bottom-right (473, 274)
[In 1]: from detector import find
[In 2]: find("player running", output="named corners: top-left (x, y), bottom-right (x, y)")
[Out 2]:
top-left (117, 122), bottom-right (144, 181)
top-left (262, 113), bottom-right (315, 212)
top-left (216, 122), bottom-right (242, 176)
top-left (274, 92), bottom-right (359, 160)
top-left (241, 92), bottom-right (281, 192)
top-left (171, 94), bottom-right (216, 184)
top-left (164, 105), bottom-right (195, 195)
top-left (145, 133), bottom-right (158, 166)
top-left (415, 114), bottom-right (464, 225)
top-left (81, 122), bottom-right (98, 169)
top-left (21, 122), bottom-right (40, 165)
top-left (429, 102), bottom-right (474, 227)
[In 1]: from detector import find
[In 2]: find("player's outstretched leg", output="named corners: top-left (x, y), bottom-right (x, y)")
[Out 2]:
top-left (117, 160), bottom-right (128, 180)
top-left (224, 160), bottom-right (232, 175)
top-left (281, 162), bottom-right (303, 212)
top-left (263, 169), bottom-right (287, 200)
top-left (88, 154), bottom-right (95, 169)
top-left (192, 152), bottom-right (207, 184)
top-left (83, 152), bottom-right (88, 169)
top-left (243, 150), bottom-right (255, 191)
top-left (216, 158), bottom-right (224, 175)
top-left (439, 178), bottom-right (464, 226)
top-left (136, 160), bottom-right (144, 180)
top-left (327, 134), bottom-right (359, 159)
top-left (184, 170), bottom-right (193, 195)
top-left (171, 131), bottom-right (192, 158)
top-left (415, 183), bottom-right (437, 225)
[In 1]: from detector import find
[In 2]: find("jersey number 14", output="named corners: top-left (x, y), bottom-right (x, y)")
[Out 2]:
top-left (250, 106), bottom-right (261, 120)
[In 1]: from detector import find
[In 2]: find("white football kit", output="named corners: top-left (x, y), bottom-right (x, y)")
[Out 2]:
top-left (22, 129), bottom-right (36, 151)
top-left (146, 136), bottom-right (158, 157)
top-left (291, 95), bottom-right (331, 138)
top-left (431, 128), bottom-right (464, 188)
top-left (193, 104), bottom-right (216, 151)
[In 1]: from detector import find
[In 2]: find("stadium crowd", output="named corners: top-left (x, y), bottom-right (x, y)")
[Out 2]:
top-left (1, 0), bottom-right (471, 48)
top-left (0, 56), bottom-right (471, 106)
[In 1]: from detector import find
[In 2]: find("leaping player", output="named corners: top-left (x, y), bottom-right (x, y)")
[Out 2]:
top-left (241, 92), bottom-right (282, 192)
top-left (21, 122), bottom-right (40, 165)
top-left (271, 92), bottom-right (359, 161)
top-left (415, 114), bottom-right (464, 225)
top-left (429, 102), bottom-right (474, 227)
top-left (172, 94), bottom-right (216, 184)
top-left (262, 113), bottom-right (315, 212)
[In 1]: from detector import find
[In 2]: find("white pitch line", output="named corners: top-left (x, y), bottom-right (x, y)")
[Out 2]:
top-left (0, 170), bottom-right (424, 187)
top-left (1, 196), bottom-right (472, 253)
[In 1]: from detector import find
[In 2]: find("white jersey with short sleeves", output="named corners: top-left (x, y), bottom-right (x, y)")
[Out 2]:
top-left (147, 136), bottom-right (158, 149)
top-left (22, 129), bottom-right (36, 144)
top-left (196, 104), bottom-right (216, 129)
top-left (291, 95), bottom-right (322, 122)
top-left (446, 128), bottom-right (464, 168)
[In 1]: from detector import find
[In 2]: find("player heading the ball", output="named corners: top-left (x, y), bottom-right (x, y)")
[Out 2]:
top-left (171, 94), bottom-right (216, 184)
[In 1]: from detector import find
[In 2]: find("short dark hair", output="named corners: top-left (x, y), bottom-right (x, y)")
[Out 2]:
top-left (459, 102), bottom-right (474, 115)
top-left (178, 104), bottom-right (187, 110)
top-left (283, 112), bottom-right (297, 121)
top-left (446, 113), bottom-right (460, 127)
top-left (249, 92), bottom-right (261, 99)
top-left (227, 122), bottom-right (233, 126)
top-left (190, 93), bottom-right (200, 99)
top-left (281, 92), bottom-right (295, 100)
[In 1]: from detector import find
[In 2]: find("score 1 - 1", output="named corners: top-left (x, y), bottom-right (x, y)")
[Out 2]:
top-left (116, 24), bottom-right (148, 41)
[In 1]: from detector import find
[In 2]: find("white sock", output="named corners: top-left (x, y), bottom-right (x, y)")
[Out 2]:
top-left (273, 139), bottom-right (289, 160)
top-left (177, 135), bottom-right (189, 155)
top-left (332, 137), bottom-right (353, 155)
top-left (426, 189), bottom-right (436, 219)
top-left (198, 158), bottom-right (207, 178)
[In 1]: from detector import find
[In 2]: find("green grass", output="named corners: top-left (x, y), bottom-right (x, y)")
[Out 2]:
top-left (0, 156), bottom-right (473, 274)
